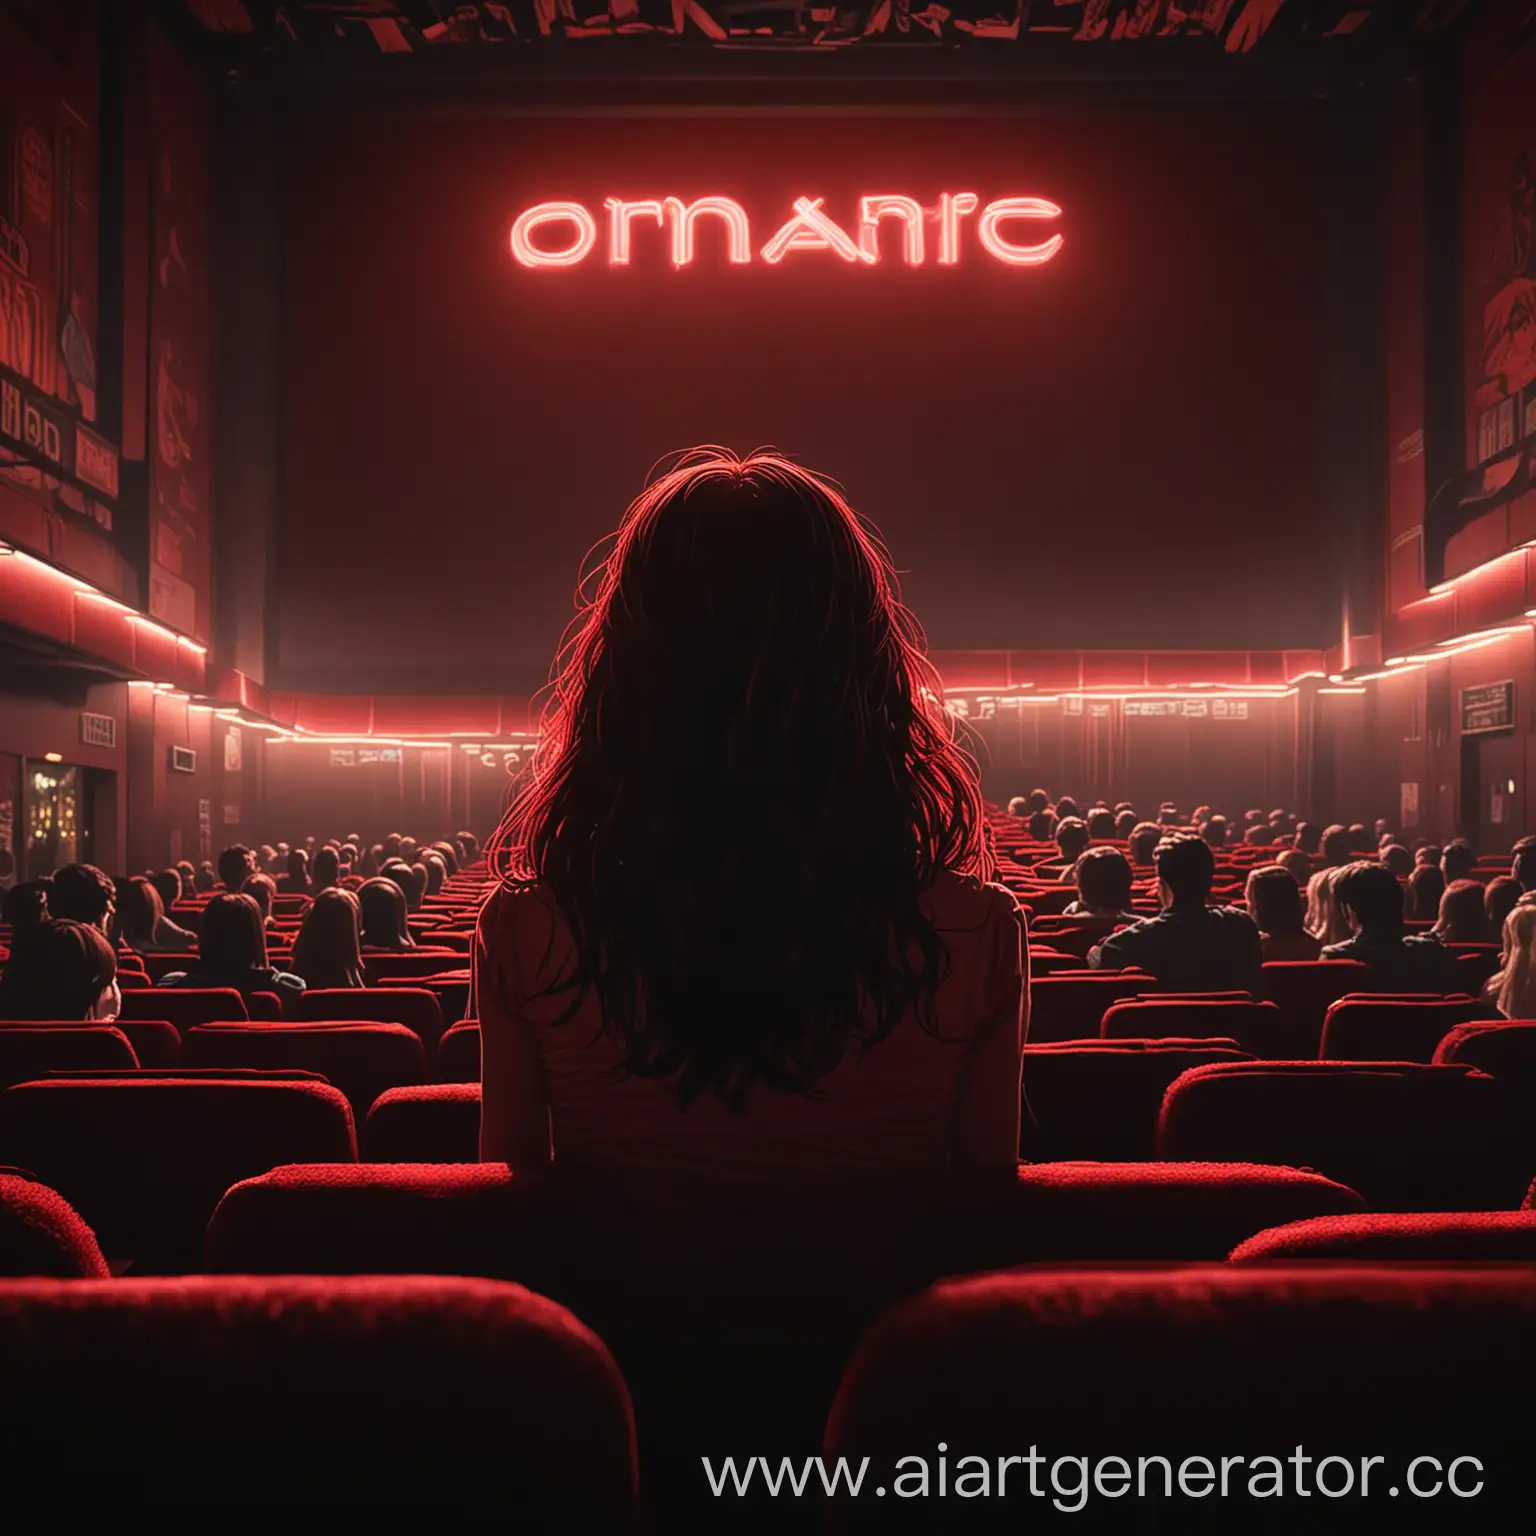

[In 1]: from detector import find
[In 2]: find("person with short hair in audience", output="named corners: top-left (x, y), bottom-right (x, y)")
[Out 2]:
top-left (278, 847), bottom-right (312, 895)
top-left (359, 876), bottom-right (417, 951)
top-left (244, 872), bottom-right (277, 927)
top-left (1293, 821), bottom-right (1322, 856)
top-left (46, 864), bottom-right (116, 934)
top-left (381, 858), bottom-right (426, 913)
top-left (1433, 879), bottom-right (1495, 944)
top-left (1157, 803), bottom-right (1181, 827)
top-left (1510, 835), bottom-right (1536, 892)
top-left (173, 859), bottom-right (196, 897)
top-left (216, 844), bottom-right (256, 894)
top-left (1022, 789), bottom-right (1051, 816)
top-left (194, 861), bottom-right (217, 893)
top-left (1319, 825), bottom-right (1352, 868)
top-left (1128, 822), bottom-right (1161, 869)
top-left (311, 846), bottom-right (342, 895)
top-left (1277, 848), bottom-right (1312, 886)
top-left (1414, 844), bottom-right (1442, 869)
top-left (1347, 824), bottom-right (1372, 853)
top-left (1, 878), bottom-right (51, 935)
top-left (1243, 824), bottom-right (1272, 847)
top-left (1051, 797), bottom-right (1079, 823)
top-left (1086, 808), bottom-right (1117, 841)
top-left (1026, 809), bottom-right (1055, 842)
top-left (456, 831), bottom-right (480, 863)
top-left (1088, 834), bottom-right (1263, 993)
top-left (1199, 815), bottom-right (1229, 848)
top-left (1244, 809), bottom-right (1265, 829)
top-left (477, 450), bottom-right (1026, 1177)
top-left (0, 918), bottom-right (120, 1021)
top-left (157, 892), bottom-right (305, 1001)
top-left (1407, 862), bottom-right (1446, 922)
top-left (1064, 847), bottom-right (1136, 922)
top-left (1049, 817), bottom-right (1091, 881)
top-left (1441, 838), bottom-right (1477, 884)
top-left (1006, 796), bottom-right (1029, 818)
top-left (114, 875), bottom-right (195, 953)
top-left (1304, 867), bottom-right (1352, 947)
top-left (1245, 864), bottom-right (1321, 962)
top-left (1113, 809), bottom-right (1138, 838)
top-left (1486, 875), bottom-right (1523, 933)
top-left (421, 853), bottom-right (448, 896)
top-left (1485, 904), bottom-right (1536, 1018)
top-left (290, 887), bottom-right (367, 990)
top-left (1380, 843), bottom-right (1414, 877)
top-left (1323, 861), bottom-right (1465, 993)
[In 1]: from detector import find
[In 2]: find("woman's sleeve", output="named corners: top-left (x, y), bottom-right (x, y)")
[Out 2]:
top-left (475, 888), bottom-right (553, 1171)
top-left (948, 887), bottom-right (1027, 1167)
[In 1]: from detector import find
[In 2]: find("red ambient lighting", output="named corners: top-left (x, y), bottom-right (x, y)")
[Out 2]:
top-left (509, 194), bottom-right (1063, 270)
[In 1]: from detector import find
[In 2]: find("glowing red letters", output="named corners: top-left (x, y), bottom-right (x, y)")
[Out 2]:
top-left (508, 193), bottom-right (1061, 270)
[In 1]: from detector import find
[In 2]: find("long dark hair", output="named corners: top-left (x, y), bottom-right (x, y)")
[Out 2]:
top-left (488, 448), bottom-right (991, 1111)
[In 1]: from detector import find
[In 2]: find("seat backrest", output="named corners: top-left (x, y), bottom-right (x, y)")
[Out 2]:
top-left (824, 1266), bottom-right (1536, 1535)
top-left (184, 1022), bottom-right (427, 1119)
top-left (364, 1082), bottom-right (479, 1162)
top-left (0, 1025), bottom-right (138, 1089)
top-left (1022, 1039), bottom-right (1254, 1160)
top-left (436, 1020), bottom-right (481, 1083)
top-left (0, 1171), bottom-right (109, 1278)
top-left (1027, 972), bottom-right (1154, 1043)
top-left (0, 1275), bottom-right (638, 1521)
top-left (1100, 999), bottom-right (1282, 1052)
top-left (289, 988), bottom-right (445, 1055)
top-left (1259, 960), bottom-right (1374, 1054)
top-left (246, 991), bottom-right (284, 1021)
top-left (1156, 1060), bottom-right (1529, 1210)
top-left (363, 951), bottom-right (469, 983)
top-left (1229, 1210), bottom-right (1536, 1262)
top-left (112, 1018), bottom-right (181, 1068)
top-left (0, 1077), bottom-right (357, 1270)
top-left (1320, 997), bottom-right (1494, 1063)
top-left (119, 988), bottom-right (249, 1033)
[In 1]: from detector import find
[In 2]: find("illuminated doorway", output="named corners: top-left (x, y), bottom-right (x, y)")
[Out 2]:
top-left (24, 760), bottom-right (111, 879)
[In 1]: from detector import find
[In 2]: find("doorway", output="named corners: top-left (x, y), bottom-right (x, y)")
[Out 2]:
top-left (24, 760), bottom-right (112, 879)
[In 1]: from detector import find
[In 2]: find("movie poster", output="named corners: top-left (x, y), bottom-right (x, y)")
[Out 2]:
top-left (0, 4), bottom-right (118, 533)
top-left (146, 24), bottom-right (213, 642)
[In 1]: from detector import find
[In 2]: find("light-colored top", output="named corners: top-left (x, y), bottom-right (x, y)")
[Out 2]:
top-left (476, 871), bottom-right (1027, 1184)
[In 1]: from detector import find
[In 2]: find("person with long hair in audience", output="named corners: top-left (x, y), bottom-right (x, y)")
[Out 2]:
top-left (289, 887), bottom-right (368, 989)
top-left (1407, 862), bottom-right (1447, 923)
top-left (1064, 847), bottom-right (1136, 922)
top-left (421, 853), bottom-right (448, 896)
top-left (1304, 867), bottom-right (1351, 947)
top-left (244, 872), bottom-right (277, 928)
top-left (1245, 864), bottom-right (1321, 961)
top-left (0, 918), bottom-right (120, 1021)
top-left (1487, 903), bottom-right (1536, 1018)
top-left (174, 859), bottom-right (197, 898)
top-left (1323, 861), bottom-right (1464, 993)
top-left (149, 869), bottom-right (185, 920)
top-left (1486, 875), bottom-right (1523, 934)
top-left (310, 846), bottom-right (342, 895)
top-left (1433, 879), bottom-right (1495, 944)
top-left (477, 449), bottom-right (1026, 1179)
top-left (359, 876), bottom-right (416, 951)
top-left (1276, 848), bottom-right (1312, 886)
top-left (114, 875), bottom-right (195, 953)
top-left (381, 858), bottom-right (426, 913)
top-left (158, 892), bottom-right (305, 1001)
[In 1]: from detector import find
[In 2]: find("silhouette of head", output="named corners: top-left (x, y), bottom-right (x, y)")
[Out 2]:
top-left (1156, 835), bottom-right (1214, 910)
top-left (1073, 846), bottom-right (1133, 917)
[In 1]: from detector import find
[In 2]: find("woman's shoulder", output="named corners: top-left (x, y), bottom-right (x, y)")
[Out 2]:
top-left (921, 870), bottom-right (1023, 932)
top-left (478, 880), bottom-right (564, 935)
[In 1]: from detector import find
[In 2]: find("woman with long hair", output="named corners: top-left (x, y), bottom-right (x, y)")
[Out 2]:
top-left (477, 449), bottom-right (1026, 1179)
top-left (1407, 863), bottom-right (1447, 923)
top-left (1304, 866), bottom-right (1351, 947)
top-left (310, 846), bottom-right (342, 895)
top-left (290, 887), bottom-right (368, 989)
top-left (1245, 864), bottom-right (1321, 962)
top-left (359, 876), bottom-right (416, 951)
top-left (0, 919), bottom-right (120, 1021)
top-left (158, 892), bottom-right (305, 1001)
top-left (1488, 903), bottom-right (1536, 1019)
top-left (1432, 879), bottom-right (1495, 944)
top-left (114, 874), bottom-right (195, 953)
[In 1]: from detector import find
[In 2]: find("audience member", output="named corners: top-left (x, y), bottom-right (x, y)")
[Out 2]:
top-left (1085, 808), bottom-right (1117, 841)
top-left (174, 860), bottom-right (197, 898)
top-left (1487, 904), bottom-right (1536, 1017)
top-left (0, 918), bottom-right (120, 1021)
top-left (421, 853), bottom-right (448, 896)
top-left (114, 875), bottom-right (195, 953)
top-left (1245, 865), bottom-right (1321, 962)
top-left (1441, 838), bottom-right (1477, 883)
top-left (1063, 847), bottom-right (1135, 922)
top-left (194, 861), bottom-right (216, 893)
top-left (1487, 875), bottom-right (1523, 934)
top-left (244, 872), bottom-right (277, 926)
top-left (1128, 822), bottom-right (1161, 868)
top-left (44, 863), bottom-right (115, 933)
top-left (1022, 790), bottom-right (1050, 816)
top-left (278, 848), bottom-right (312, 895)
top-left (1294, 821), bottom-right (1322, 855)
top-left (1113, 809), bottom-right (1138, 838)
top-left (1512, 835), bottom-right (1536, 892)
top-left (290, 887), bottom-right (367, 989)
top-left (311, 846), bottom-right (342, 894)
top-left (1026, 810), bottom-right (1055, 842)
top-left (1433, 879), bottom-right (1495, 943)
top-left (381, 858), bottom-right (427, 913)
top-left (1347, 824), bottom-right (1372, 853)
top-left (1414, 844), bottom-right (1443, 869)
top-left (149, 869), bottom-right (184, 916)
top-left (158, 892), bottom-right (305, 1001)
top-left (1088, 834), bottom-right (1263, 994)
top-left (1304, 867), bottom-right (1352, 948)
top-left (1276, 849), bottom-right (1312, 886)
top-left (1406, 863), bottom-right (1447, 922)
top-left (477, 450), bottom-right (1026, 1177)
top-left (1243, 824), bottom-right (1272, 846)
top-left (1319, 825), bottom-right (1352, 868)
top-left (1322, 861), bottom-right (1465, 993)
top-left (1199, 815), bottom-right (1228, 848)
top-left (217, 844), bottom-right (256, 893)
top-left (1, 879), bottom-right (51, 935)
top-left (1380, 843), bottom-right (1414, 877)
top-left (1049, 817), bottom-right (1090, 880)
top-left (1006, 796), bottom-right (1029, 818)
top-left (359, 876), bottom-right (416, 950)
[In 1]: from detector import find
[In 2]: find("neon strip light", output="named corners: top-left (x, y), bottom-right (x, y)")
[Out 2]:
top-left (1428, 543), bottom-right (1535, 597)
top-left (509, 193), bottom-right (1063, 270)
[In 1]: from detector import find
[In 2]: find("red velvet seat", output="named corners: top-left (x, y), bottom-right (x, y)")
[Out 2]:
top-left (1229, 1210), bottom-right (1536, 1262)
top-left (437, 1020), bottom-right (481, 1083)
top-left (119, 987), bottom-right (249, 1033)
top-left (1259, 959), bottom-right (1373, 1054)
top-left (112, 1018), bottom-right (182, 1068)
top-left (1320, 996), bottom-right (1494, 1063)
top-left (289, 987), bottom-right (445, 1054)
top-left (0, 1025), bottom-right (138, 1089)
top-left (824, 1266), bottom-right (1536, 1534)
top-left (1100, 998), bottom-right (1283, 1051)
top-left (1022, 1039), bottom-right (1255, 1160)
top-left (0, 1275), bottom-right (639, 1521)
top-left (1026, 972), bottom-right (1155, 1043)
top-left (184, 1022), bottom-right (427, 1118)
top-left (246, 991), bottom-right (284, 1021)
top-left (0, 1076), bottom-right (356, 1271)
top-left (0, 1171), bottom-right (109, 1278)
top-left (365, 1081), bottom-right (479, 1161)
top-left (1156, 1060), bottom-right (1528, 1210)
top-left (362, 951), bottom-right (469, 984)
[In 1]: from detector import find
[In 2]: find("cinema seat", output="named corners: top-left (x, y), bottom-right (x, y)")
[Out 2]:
top-left (1320, 996), bottom-right (1494, 1063)
top-left (0, 1025), bottom-right (138, 1088)
top-left (112, 1018), bottom-right (182, 1068)
top-left (1260, 960), bottom-right (1373, 1054)
top-left (119, 988), bottom-right (249, 1033)
top-left (1435, 1018), bottom-right (1536, 1088)
top-left (1021, 1040), bottom-right (1254, 1160)
top-left (363, 951), bottom-right (468, 984)
top-left (1026, 972), bottom-right (1154, 1043)
top-left (1100, 999), bottom-right (1282, 1051)
top-left (0, 1172), bottom-right (109, 1278)
top-left (364, 1082), bottom-right (479, 1161)
top-left (1228, 1211), bottom-right (1536, 1262)
top-left (0, 1275), bottom-right (639, 1521)
top-left (289, 987), bottom-right (444, 1054)
top-left (184, 1022), bottom-right (427, 1118)
top-left (437, 1020), bottom-right (481, 1082)
top-left (823, 1267), bottom-right (1536, 1534)
top-left (0, 1076), bottom-right (357, 1271)
top-left (1156, 1060), bottom-right (1528, 1210)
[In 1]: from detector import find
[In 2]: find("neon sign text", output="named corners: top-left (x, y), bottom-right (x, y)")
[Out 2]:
top-left (509, 193), bottom-right (1063, 270)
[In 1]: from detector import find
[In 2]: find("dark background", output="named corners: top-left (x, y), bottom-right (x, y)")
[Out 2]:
top-left (277, 109), bottom-right (1331, 693)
